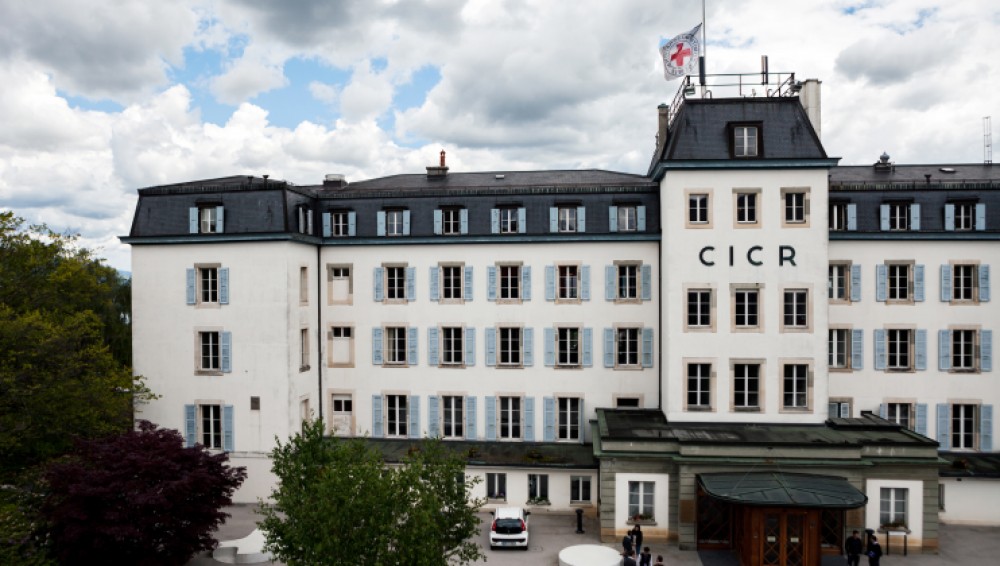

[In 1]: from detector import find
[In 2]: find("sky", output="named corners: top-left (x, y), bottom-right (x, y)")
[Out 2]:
top-left (1, 0), bottom-right (998, 271)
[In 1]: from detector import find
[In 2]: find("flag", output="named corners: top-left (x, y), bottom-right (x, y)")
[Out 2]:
top-left (660, 24), bottom-right (702, 81)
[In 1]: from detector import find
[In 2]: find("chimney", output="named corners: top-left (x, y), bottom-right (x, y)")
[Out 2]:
top-left (654, 103), bottom-right (670, 158)
top-left (797, 78), bottom-right (822, 139)
top-left (323, 173), bottom-right (348, 188)
top-left (426, 149), bottom-right (449, 178)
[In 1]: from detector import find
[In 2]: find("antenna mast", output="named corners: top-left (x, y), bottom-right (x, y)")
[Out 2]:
top-left (985, 116), bottom-right (993, 165)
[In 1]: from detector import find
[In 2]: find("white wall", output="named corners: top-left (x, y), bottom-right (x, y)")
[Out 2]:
top-left (938, 478), bottom-right (1000, 525)
top-left (865, 478), bottom-right (924, 540)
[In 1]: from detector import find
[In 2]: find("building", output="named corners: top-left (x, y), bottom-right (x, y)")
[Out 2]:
top-left (125, 74), bottom-right (1000, 565)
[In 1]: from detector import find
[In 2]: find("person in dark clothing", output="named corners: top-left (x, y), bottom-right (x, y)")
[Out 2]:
top-left (867, 534), bottom-right (882, 566)
top-left (622, 549), bottom-right (637, 566)
top-left (622, 533), bottom-right (634, 558)
top-left (632, 525), bottom-right (644, 556)
top-left (638, 546), bottom-right (652, 566)
top-left (845, 530), bottom-right (863, 566)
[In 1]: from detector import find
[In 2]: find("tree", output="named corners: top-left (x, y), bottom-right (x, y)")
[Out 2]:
top-left (259, 419), bottom-right (486, 566)
top-left (42, 421), bottom-right (246, 566)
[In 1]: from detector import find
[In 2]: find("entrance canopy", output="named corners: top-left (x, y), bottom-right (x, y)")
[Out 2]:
top-left (698, 472), bottom-right (867, 509)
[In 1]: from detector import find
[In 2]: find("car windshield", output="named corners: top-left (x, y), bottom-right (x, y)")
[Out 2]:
top-left (494, 518), bottom-right (523, 534)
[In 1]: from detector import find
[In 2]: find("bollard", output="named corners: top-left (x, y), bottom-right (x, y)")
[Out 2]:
top-left (575, 508), bottom-right (585, 534)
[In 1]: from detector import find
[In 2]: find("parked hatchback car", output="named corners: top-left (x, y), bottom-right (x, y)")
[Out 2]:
top-left (489, 507), bottom-right (530, 550)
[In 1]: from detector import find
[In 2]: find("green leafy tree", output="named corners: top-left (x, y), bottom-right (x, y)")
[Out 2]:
top-left (260, 419), bottom-right (486, 565)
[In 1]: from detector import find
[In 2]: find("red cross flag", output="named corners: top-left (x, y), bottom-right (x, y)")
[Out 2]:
top-left (660, 24), bottom-right (702, 81)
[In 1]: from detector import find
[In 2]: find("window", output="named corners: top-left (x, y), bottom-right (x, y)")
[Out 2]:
top-left (328, 265), bottom-right (352, 304)
top-left (188, 265), bottom-right (229, 307)
top-left (440, 327), bottom-right (464, 366)
top-left (888, 264), bottom-right (910, 301)
top-left (300, 398), bottom-right (311, 431)
top-left (888, 203), bottom-right (910, 231)
top-left (617, 264), bottom-right (638, 300)
top-left (299, 266), bottom-right (308, 305)
top-left (558, 206), bottom-right (578, 232)
top-left (735, 191), bottom-right (758, 225)
top-left (498, 396), bottom-right (521, 439)
top-left (828, 400), bottom-right (851, 419)
top-left (499, 327), bottom-right (522, 367)
top-left (198, 206), bottom-right (222, 233)
top-left (528, 474), bottom-right (549, 502)
top-left (628, 481), bottom-right (655, 520)
top-left (296, 206), bottom-right (312, 234)
top-left (200, 331), bottom-right (220, 371)
top-left (940, 327), bottom-right (993, 373)
top-left (200, 404), bottom-right (223, 449)
top-left (385, 327), bottom-right (408, 365)
top-left (734, 363), bottom-right (760, 409)
top-left (732, 125), bottom-right (759, 158)
top-left (953, 264), bottom-right (975, 301)
top-left (945, 202), bottom-right (986, 232)
top-left (686, 289), bottom-right (713, 329)
top-left (441, 265), bottom-right (463, 300)
top-left (829, 264), bottom-right (847, 301)
top-left (570, 476), bottom-right (592, 503)
top-left (615, 397), bottom-right (640, 408)
top-left (830, 202), bottom-right (847, 231)
top-left (495, 207), bottom-right (523, 234)
top-left (386, 266), bottom-right (406, 300)
top-left (954, 203), bottom-right (974, 231)
top-left (617, 205), bottom-right (638, 232)
top-left (441, 395), bottom-right (464, 439)
top-left (558, 397), bottom-right (581, 440)
top-left (385, 395), bottom-right (408, 437)
top-left (558, 265), bottom-right (580, 300)
top-left (487, 472), bottom-right (507, 500)
top-left (299, 328), bottom-right (310, 371)
top-left (329, 326), bottom-right (353, 367)
top-left (200, 267), bottom-right (219, 303)
top-left (330, 394), bottom-right (353, 436)
top-left (331, 211), bottom-right (351, 237)
top-left (499, 264), bottom-right (521, 301)
top-left (947, 263), bottom-right (990, 303)
top-left (887, 403), bottom-right (912, 430)
top-left (688, 193), bottom-right (709, 225)
top-left (952, 329), bottom-right (976, 371)
top-left (782, 289), bottom-right (809, 329)
top-left (783, 190), bottom-right (807, 225)
top-left (616, 328), bottom-right (640, 368)
top-left (879, 488), bottom-right (908, 528)
top-left (687, 362), bottom-right (712, 409)
top-left (829, 329), bottom-right (849, 369)
top-left (887, 329), bottom-right (912, 370)
top-left (734, 288), bottom-right (759, 329)
top-left (782, 363), bottom-right (809, 409)
top-left (441, 208), bottom-right (462, 235)
top-left (557, 327), bottom-right (581, 367)
top-left (385, 209), bottom-right (406, 236)
top-left (952, 404), bottom-right (978, 449)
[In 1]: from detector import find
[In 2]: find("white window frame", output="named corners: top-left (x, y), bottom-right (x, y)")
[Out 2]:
top-left (617, 263), bottom-right (639, 301)
top-left (385, 209), bottom-right (405, 236)
top-left (528, 474), bottom-right (549, 501)
top-left (199, 403), bottom-right (223, 449)
top-left (328, 264), bottom-right (353, 305)
top-left (570, 475), bottom-right (592, 503)
top-left (487, 472), bottom-right (507, 500)
top-left (688, 193), bottom-right (710, 225)
top-left (199, 206), bottom-right (220, 234)
top-left (331, 211), bottom-right (350, 237)
top-left (198, 266), bottom-right (219, 304)
top-left (887, 328), bottom-right (913, 371)
top-left (887, 402), bottom-right (913, 430)
top-left (441, 208), bottom-right (462, 235)
top-left (385, 326), bottom-right (408, 366)
top-left (299, 328), bottom-right (310, 371)
top-left (498, 396), bottom-right (522, 440)
top-left (385, 265), bottom-right (407, 301)
top-left (686, 288), bottom-right (713, 330)
top-left (781, 362), bottom-right (810, 410)
top-left (733, 362), bottom-right (761, 410)
top-left (499, 264), bottom-right (521, 302)
top-left (627, 481), bottom-right (655, 520)
top-left (879, 488), bottom-right (908, 527)
top-left (556, 327), bottom-right (581, 368)
top-left (734, 288), bottom-right (760, 330)
top-left (557, 264), bottom-right (581, 301)
top-left (498, 326), bottom-right (523, 368)
top-left (328, 325), bottom-right (354, 368)
top-left (385, 394), bottom-right (408, 437)
top-left (441, 264), bottom-right (464, 301)
top-left (829, 328), bottom-right (849, 370)
top-left (558, 206), bottom-right (578, 232)
top-left (615, 327), bottom-right (640, 368)
top-left (828, 263), bottom-right (849, 302)
top-left (440, 326), bottom-right (465, 367)
top-left (954, 203), bottom-right (975, 231)
top-left (951, 404), bottom-right (978, 450)
top-left (782, 289), bottom-right (809, 330)
top-left (829, 202), bottom-right (848, 231)
top-left (733, 125), bottom-right (758, 158)
top-left (888, 203), bottom-right (910, 231)
top-left (557, 397), bottom-right (581, 441)
top-left (686, 362), bottom-right (712, 410)
top-left (441, 395), bottom-right (464, 439)
top-left (618, 205), bottom-right (638, 232)
top-left (499, 207), bottom-right (519, 234)
top-left (887, 262), bottom-right (912, 302)
top-left (199, 331), bottom-right (220, 371)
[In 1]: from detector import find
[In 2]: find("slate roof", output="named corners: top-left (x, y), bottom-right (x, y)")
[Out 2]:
top-left (364, 438), bottom-right (597, 469)
top-left (338, 169), bottom-right (654, 194)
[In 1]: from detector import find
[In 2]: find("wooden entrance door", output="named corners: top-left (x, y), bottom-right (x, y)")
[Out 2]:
top-left (754, 509), bottom-right (817, 566)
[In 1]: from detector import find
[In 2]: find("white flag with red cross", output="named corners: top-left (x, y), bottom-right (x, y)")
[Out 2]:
top-left (659, 24), bottom-right (702, 81)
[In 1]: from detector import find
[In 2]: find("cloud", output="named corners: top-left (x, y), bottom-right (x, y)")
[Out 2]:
top-left (210, 44), bottom-right (290, 104)
top-left (309, 81), bottom-right (340, 104)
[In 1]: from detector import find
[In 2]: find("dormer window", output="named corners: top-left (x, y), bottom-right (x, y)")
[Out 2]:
top-left (730, 123), bottom-right (761, 158)
top-left (296, 206), bottom-right (313, 235)
top-left (189, 205), bottom-right (224, 234)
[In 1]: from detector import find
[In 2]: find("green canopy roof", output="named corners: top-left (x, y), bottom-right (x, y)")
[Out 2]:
top-left (698, 472), bottom-right (868, 509)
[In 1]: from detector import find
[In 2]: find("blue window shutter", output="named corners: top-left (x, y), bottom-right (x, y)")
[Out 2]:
top-left (603, 328), bottom-right (614, 368)
top-left (221, 332), bottom-right (232, 373)
top-left (543, 397), bottom-right (555, 442)
top-left (460, 209), bottom-right (469, 234)
top-left (215, 206), bottom-right (225, 232)
top-left (874, 329), bottom-right (887, 370)
top-left (402, 210), bottom-right (410, 235)
top-left (829, 402), bottom-right (840, 419)
top-left (184, 405), bottom-right (196, 447)
top-left (880, 204), bottom-right (890, 231)
top-left (549, 207), bottom-right (558, 232)
top-left (487, 266), bottom-right (497, 301)
top-left (322, 212), bottom-right (331, 237)
top-left (465, 327), bottom-right (476, 366)
top-left (981, 405), bottom-right (994, 451)
top-left (372, 395), bottom-right (384, 438)
top-left (981, 329), bottom-right (993, 372)
top-left (910, 204), bottom-right (921, 231)
top-left (544, 328), bottom-right (555, 366)
top-left (485, 397), bottom-right (497, 440)
top-left (850, 264), bottom-right (861, 302)
top-left (433, 210), bottom-right (442, 235)
top-left (407, 327), bottom-right (418, 365)
top-left (465, 396), bottom-right (477, 439)
top-left (979, 265), bottom-right (990, 302)
top-left (939, 330), bottom-right (952, 371)
top-left (916, 329), bottom-right (928, 370)
top-left (605, 266), bottom-right (615, 301)
top-left (878, 403), bottom-right (888, 419)
top-left (641, 265), bottom-right (652, 301)
top-left (486, 328), bottom-right (497, 366)
top-left (376, 211), bottom-right (386, 236)
top-left (916, 403), bottom-right (928, 436)
top-left (609, 206), bottom-right (618, 232)
top-left (847, 203), bottom-right (857, 231)
top-left (491, 209), bottom-right (500, 234)
top-left (524, 397), bottom-right (535, 441)
top-left (372, 328), bottom-right (383, 365)
top-left (941, 265), bottom-right (952, 302)
top-left (408, 396), bottom-right (420, 439)
top-left (945, 204), bottom-right (956, 231)
top-left (936, 404), bottom-right (950, 449)
top-left (642, 328), bottom-right (654, 368)
top-left (577, 206), bottom-right (586, 232)
top-left (851, 329), bottom-right (864, 370)
top-left (348, 211), bottom-right (356, 236)
top-left (429, 267), bottom-right (440, 301)
top-left (406, 267), bottom-right (416, 302)
top-left (189, 207), bottom-right (199, 233)
top-left (428, 327), bottom-right (439, 366)
top-left (637, 206), bottom-right (646, 231)
top-left (428, 396), bottom-right (440, 437)
top-left (581, 266), bottom-right (590, 301)
top-left (522, 266), bottom-right (532, 301)
top-left (914, 264), bottom-right (925, 302)
top-left (517, 208), bottom-right (526, 233)
top-left (523, 328), bottom-right (534, 367)
top-left (219, 268), bottom-right (229, 304)
top-left (186, 269), bottom-right (196, 304)
top-left (464, 266), bottom-right (473, 301)
top-left (222, 405), bottom-right (234, 451)
top-left (976, 203), bottom-right (987, 231)
top-left (876, 264), bottom-right (887, 302)
top-left (582, 328), bottom-right (593, 367)
top-left (374, 267), bottom-right (384, 301)
top-left (545, 265), bottom-right (555, 301)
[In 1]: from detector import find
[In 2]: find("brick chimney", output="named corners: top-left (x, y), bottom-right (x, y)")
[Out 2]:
top-left (426, 149), bottom-right (449, 178)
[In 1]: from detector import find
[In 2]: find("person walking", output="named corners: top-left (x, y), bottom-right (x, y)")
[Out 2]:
top-left (622, 532), bottom-right (634, 558)
top-left (622, 549), bottom-right (638, 566)
top-left (845, 530), bottom-right (863, 566)
top-left (867, 534), bottom-right (882, 566)
top-left (653, 556), bottom-right (664, 566)
top-left (638, 546), bottom-right (652, 566)
top-left (632, 524), bottom-right (644, 556)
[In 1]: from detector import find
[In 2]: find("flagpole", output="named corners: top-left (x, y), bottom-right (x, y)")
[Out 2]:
top-left (700, 0), bottom-right (707, 92)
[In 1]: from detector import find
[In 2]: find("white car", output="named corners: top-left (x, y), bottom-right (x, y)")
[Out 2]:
top-left (489, 507), bottom-right (530, 550)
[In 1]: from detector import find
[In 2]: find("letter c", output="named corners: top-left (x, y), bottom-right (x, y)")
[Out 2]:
top-left (747, 245), bottom-right (763, 266)
top-left (699, 246), bottom-right (715, 266)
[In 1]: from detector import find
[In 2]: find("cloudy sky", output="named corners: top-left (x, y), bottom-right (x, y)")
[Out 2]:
top-left (1, 0), bottom-right (998, 270)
